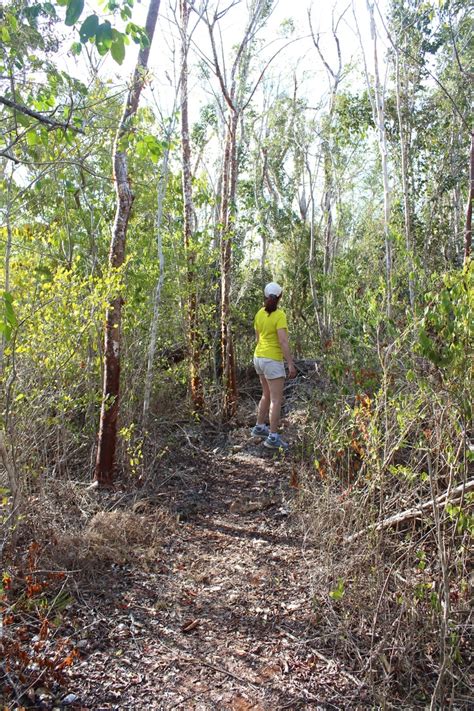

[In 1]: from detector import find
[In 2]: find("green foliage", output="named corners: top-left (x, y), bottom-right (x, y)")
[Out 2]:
top-left (417, 264), bottom-right (473, 421)
top-left (329, 578), bottom-right (345, 600)
top-left (0, 292), bottom-right (17, 342)
top-left (78, 13), bottom-right (99, 41)
top-left (446, 498), bottom-right (474, 535)
top-left (65, 0), bottom-right (84, 26)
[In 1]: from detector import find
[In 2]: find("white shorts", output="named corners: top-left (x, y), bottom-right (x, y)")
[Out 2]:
top-left (254, 356), bottom-right (286, 380)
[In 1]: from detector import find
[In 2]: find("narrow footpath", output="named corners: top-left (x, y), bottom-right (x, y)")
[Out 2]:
top-left (64, 426), bottom-right (363, 710)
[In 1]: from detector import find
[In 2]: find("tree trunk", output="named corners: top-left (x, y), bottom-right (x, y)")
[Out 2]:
top-left (368, 0), bottom-right (393, 318)
top-left (309, 10), bottom-right (343, 333)
top-left (464, 131), bottom-right (473, 263)
top-left (180, 0), bottom-right (204, 411)
top-left (1, 164), bottom-right (14, 373)
top-left (395, 49), bottom-right (415, 309)
top-left (306, 156), bottom-right (324, 338)
top-left (220, 109), bottom-right (239, 419)
top-left (142, 131), bottom-right (173, 428)
top-left (205, 0), bottom-right (274, 419)
top-left (95, 0), bottom-right (161, 488)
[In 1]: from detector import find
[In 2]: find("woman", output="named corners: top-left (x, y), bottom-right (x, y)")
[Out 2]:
top-left (251, 282), bottom-right (296, 449)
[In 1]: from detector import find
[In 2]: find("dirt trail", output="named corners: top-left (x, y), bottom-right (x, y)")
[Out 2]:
top-left (65, 429), bottom-right (362, 710)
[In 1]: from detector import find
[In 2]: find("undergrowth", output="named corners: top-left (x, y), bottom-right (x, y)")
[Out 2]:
top-left (300, 267), bottom-right (473, 707)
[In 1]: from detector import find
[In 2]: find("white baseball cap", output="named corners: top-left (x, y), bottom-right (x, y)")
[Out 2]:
top-left (264, 282), bottom-right (283, 297)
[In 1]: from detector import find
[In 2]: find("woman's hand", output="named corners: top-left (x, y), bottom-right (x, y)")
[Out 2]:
top-left (277, 328), bottom-right (297, 379)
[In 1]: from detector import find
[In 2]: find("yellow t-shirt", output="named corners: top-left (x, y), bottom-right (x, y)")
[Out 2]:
top-left (254, 307), bottom-right (288, 361)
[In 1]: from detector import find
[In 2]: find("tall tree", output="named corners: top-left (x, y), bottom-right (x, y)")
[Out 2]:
top-left (142, 110), bottom-right (177, 427)
top-left (465, 131), bottom-right (473, 263)
top-left (179, 0), bottom-right (204, 411)
top-left (355, 1), bottom-right (393, 318)
top-left (309, 7), bottom-right (346, 332)
top-left (95, 0), bottom-right (161, 488)
top-left (205, 0), bottom-right (274, 418)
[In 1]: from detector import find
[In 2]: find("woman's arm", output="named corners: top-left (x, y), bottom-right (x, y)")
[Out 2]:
top-left (277, 329), bottom-right (296, 378)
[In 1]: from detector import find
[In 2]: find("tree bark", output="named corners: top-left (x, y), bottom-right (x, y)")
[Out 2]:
top-left (142, 130), bottom-right (172, 428)
top-left (95, 0), bottom-right (161, 488)
top-left (464, 131), bottom-right (474, 263)
top-left (306, 155), bottom-right (324, 339)
top-left (220, 108), bottom-right (239, 418)
top-left (395, 49), bottom-right (415, 309)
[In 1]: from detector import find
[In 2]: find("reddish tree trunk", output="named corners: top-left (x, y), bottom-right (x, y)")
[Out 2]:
top-left (95, 0), bottom-right (161, 488)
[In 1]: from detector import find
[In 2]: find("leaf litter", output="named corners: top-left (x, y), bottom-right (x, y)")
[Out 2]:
top-left (5, 417), bottom-right (365, 710)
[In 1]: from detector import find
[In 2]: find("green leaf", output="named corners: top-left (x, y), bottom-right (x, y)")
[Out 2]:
top-left (110, 35), bottom-right (125, 64)
top-left (7, 14), bottom-right (19, 30)
top-left (79, 14), bottom-right (99, 42)
top-left (70, 41), bottom-right (82, 55)
top-left (96, 21), bottom-right (113, 55)
top-left (1, 291), bottom-right (17, 342)
top-left (26, 131), bottom-right (40, 146)
top-left (65, 0), bottom-right (84, 26)
top-left (418, 328), bottom-right (433, 356)
top-left (329, 578), bottom-right (345, 600)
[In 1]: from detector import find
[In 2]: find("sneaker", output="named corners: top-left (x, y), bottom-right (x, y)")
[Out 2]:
top-left (251, 424), bottom-right (269, 437)
top-left (263, 433), bottom-right (289, 450)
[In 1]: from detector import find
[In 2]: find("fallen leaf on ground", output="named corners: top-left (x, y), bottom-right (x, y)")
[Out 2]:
top-left (181, 618), bottom-right (200, 633)
top-left (230, 695), bottom-right (265, 710)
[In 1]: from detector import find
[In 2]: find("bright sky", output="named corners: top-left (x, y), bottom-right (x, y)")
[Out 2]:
top-left (63, 0), bottom-right (390, 119)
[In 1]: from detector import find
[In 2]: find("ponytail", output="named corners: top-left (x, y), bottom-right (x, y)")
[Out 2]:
top-left (264, 293), bottom-right (280, 314)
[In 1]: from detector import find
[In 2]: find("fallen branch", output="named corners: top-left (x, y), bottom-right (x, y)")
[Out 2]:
top-left (346, 478), bottom-right (474, 542)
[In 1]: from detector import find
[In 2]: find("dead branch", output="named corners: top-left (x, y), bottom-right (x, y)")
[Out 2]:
top-left (346, 478), bottom-right (474, 542)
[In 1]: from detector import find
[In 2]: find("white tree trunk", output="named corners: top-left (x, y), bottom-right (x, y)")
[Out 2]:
top-left (142, 140), bottom-right (172, 427)
top-left (368, 1), bottom-right (393, 318)
top-left (395, 49), bottom-right (415, 309)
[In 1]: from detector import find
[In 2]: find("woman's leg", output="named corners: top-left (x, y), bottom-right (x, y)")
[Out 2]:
top-left (257, 375), bottom-right (270, 425)
top-left (267, 377), bottom-right (285, 433)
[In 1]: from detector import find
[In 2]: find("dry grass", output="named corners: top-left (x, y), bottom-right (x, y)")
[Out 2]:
top-left (297, 389), bottom-right (473, 708)
top-left (50, 509), bottom-right (172, 571)
top-left (7, 479), bottom-right (176, 578)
